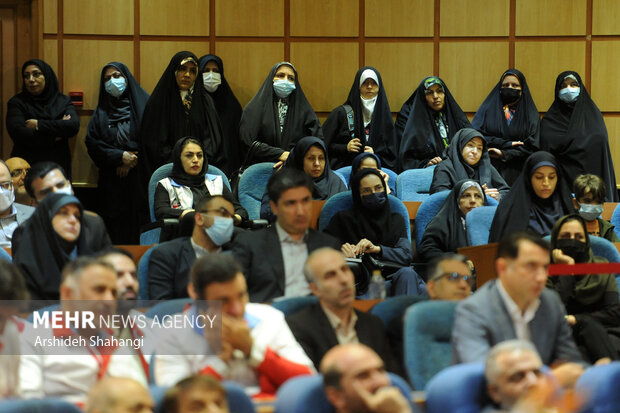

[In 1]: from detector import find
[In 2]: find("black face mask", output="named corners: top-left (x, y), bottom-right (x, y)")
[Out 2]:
top-left (555, 238), bottom-right (588, 263)
top-left (500, 87), bottom-right (521, 105)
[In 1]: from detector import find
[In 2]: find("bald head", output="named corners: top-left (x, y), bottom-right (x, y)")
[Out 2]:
top-left (86, 377), bottom-right (153, 413)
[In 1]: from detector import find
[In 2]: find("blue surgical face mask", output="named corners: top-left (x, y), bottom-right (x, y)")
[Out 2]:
top-left (578, 203), bottom-right (603, 222)
top-left (361, 192), bottom-right (386, 211)
top-left (558, 86), bottom-right (580, 103)
top-left (105, 77), bottom-right (126, 98)
top-left (204, 216), bottom-right (234, 246)
top-left (273, 79), bottom-right (296, 99)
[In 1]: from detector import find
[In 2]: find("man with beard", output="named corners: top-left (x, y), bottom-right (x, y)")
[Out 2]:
top-left (99, 248), bottom-right (139, 301)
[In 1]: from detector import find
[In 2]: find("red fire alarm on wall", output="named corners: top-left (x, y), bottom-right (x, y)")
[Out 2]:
top-left (69, 91), bottom-right (83, 107)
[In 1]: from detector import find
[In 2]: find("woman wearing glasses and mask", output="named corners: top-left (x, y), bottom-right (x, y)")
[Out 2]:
top-left (6, 59), bottom-right (79, 179)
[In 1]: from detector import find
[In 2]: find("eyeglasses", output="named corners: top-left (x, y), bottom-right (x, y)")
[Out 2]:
top-left (198, 208), bottom-right (234, 219)
top-left (10, 168), bottom-right (29, 178)
top-left (0, 181), bottom-right (13, 191)
top-left (436, 272), bottom-right (473, 285)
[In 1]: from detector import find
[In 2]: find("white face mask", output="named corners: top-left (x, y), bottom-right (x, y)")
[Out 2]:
top-left (0, 186), bottom-right (14, 211)
top-left (202, 72), bottom-right (222, 93)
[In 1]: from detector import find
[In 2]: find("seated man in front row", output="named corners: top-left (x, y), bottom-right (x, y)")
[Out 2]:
top-left (452, 232), bottom-right (585, 387)
top-left (287, 247), bottom-right (399, 374)
top-left (154, 254), bottom-right (314, 396)
top-left (232, 168), bottom-right (340, 302)
top-left (148, 193), bottom-right (236, 300)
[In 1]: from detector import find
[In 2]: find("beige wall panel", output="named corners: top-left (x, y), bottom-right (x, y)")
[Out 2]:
top-left (140, 41), bottom-right (210, 94)
top-left (603, 116), bottom-right (620, 183)
top-left (365, 42), bottom-right (434, 111)
top-left (64, 0), bottom-right (133, 35)
top-left (290, 0), bottom-right (358, 37)
top-left (42, 39), bottom-right (58, 76)
top-left (290, 43), bottom-right (358, 112)
top-left (593, 0), bottom-right (620, 35)
top-left (71, 115), bottom-right (98, 186)
top-left (216, 0), bottom-right (283, 37)
top-left (592, 41), bottom-right (620, 111)
top-left (515, 0), bottom-right (586, 36)
top-left (515, 41), bottom-right (585, 111)
top-left (215, 42), bottom-right (283, 107)
top-left (439, 42), bottom-right (509, 112)
top-left (440, 0), bottom-right (509, 37)
top-left (63, 40), bottom-right (134, 110)
top-left (140, 0), bottom-right (208, 36)
top-left (365, 0), bottom-right (433, 37)
top-left (43, 0), bottom-right (57, 34)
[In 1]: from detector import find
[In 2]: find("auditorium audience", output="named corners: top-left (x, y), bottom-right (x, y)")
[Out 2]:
top-left (472, 69), bottom-right (539, 185)
top-left (548, 214), bottom-right (620, 362)
top-left (99, 247), bottom-right (139, 301)
top-left (323, 67), bottom-right (398, 170)
top-left (541, 71), bottom-right (618, 201)
top-left (239, 62), bottom-right (322, 167)
top-left (20, 257), bottom-right (147, 404)
top-left (419, 180), bottom-right (487, 263)
top-left (85, 377), bottom-right (154, 413)
top-left (154, 254), bottom-right (314, 395)
top-left (198, 54), bottom-right (243, 176)
top-left (351, 153), bottom-right (392, 193)
top-left (429, 128), bottom-right (509, 199)
top-left (139, 51), bottom-right (225, 186)
top-left (6, 59), bottom-right (79, 180)
top-left (489, 151), bottom-right (574, 242)
top-left (161, 376), bottom-right (230, 413)
top-left (5, 157), bottom-right (31, 206)
top-left (149, 193), bottom-right (236, 300)
top-left (573, 174), bottom-right (619, 242)
top-left (233, 169), bottom-right (340, 302)
top-left (85, 62), bottom-right (149, 244)
top-left (425, 253), bottom-right (473, 301)
top-left (286, 248), bottom-right (398, 373)
top-left (0, 160), bottom-right (34, 247)
top-left (324, 168), bottom-right (424, 296)
top-left (396, 76), bottom-right (471, 170)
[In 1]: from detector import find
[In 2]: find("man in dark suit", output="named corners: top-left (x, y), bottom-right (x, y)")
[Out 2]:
top-left (452, 232), bottom-right (586, 388)
top-left (286, 247), bottom-right (398, 374)
top-left (148, 192), bottom-right (236, 300)
top-left (22, 161), bottom-right (111, 251)
top-left (232, 169), bottom-right (340, 302)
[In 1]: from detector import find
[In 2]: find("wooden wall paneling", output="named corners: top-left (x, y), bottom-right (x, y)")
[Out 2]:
top-left (63, 0), bottom-right (133, 35)
top-left (140, 0), bottom-right (208, 36)
top-left (515, 0), bottom-right (586, 36)
top-left (42, 38), bottom-right (58, 74)
top-left (439, 41), bottom-right (509, 112)
top-left (139, 41), bottom-right (210, 94)
top-left (71, 115), bottom-right (98, 186)
top-left (603, 116), bottom-right (620, 183)
top-left (216, 42), bottom-right (284, 107)
top-left (365, 0), bottom-right (434, 37)
top-left (63, 39), bottom-right (134, 110)
top-left (365, 42), bottom-right (434, 111)
top-left (215, 0), bottom-right (283, 37)
top-left (440, 0), bottom-right (509, 37)
top-left (42, 0), bottom-right (56, 33)
top-left (290, 0), bottom-right (358, 37)
top-left (515, 41), bottom-right (586, 111)
top-left (290, 42), bottom-right (359, 112)
top-left (592, 0), bottom-right (620, 35)
top-left (591, 41), bottom-right (620, 111)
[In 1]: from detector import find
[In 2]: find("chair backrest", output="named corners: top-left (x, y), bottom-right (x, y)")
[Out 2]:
top-left (334, 166), bottom-right (397, 192)
top-left (369, 295), bottom-right (428, 328)
top-left (274, 373), bottom-right (414, 413)
top-left (466, 205), bottom-right (498, 246)
top-left (576, 361), bottom-right (620, 413)
top-left (396, 166), bottom-right (437, 202)
top-left (0, 399), bottom-right (83, 413)
top-left (318, 192), bottom-right (411, 243)
top-left (414, 191), bottom-right (450, 247)
top-left (404, 300), bottom-right (458, 390)
top-left (137, 246), bottom-right (155, 300)
top-left (272, 295), bottom-right (319, 316)
top-left (0, 247), bottom-right (11, 262)
top-left (237, 162), bottom-right (276, 220)
top-left (611, 204), bottom-right (620, 240)
top-left (144, 297), bottom-right (192, 318)
top-left (424, 362), bottom-right (488, 413)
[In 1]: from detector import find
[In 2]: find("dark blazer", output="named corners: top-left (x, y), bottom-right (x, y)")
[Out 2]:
top-left (286, 302), bottom-right (399, 374)
top-left (452, 280), bottom-right (583, 365)
top-left (148, 237), bottom-right (196, 300)
top-left (232, 226), bottom-right (340, 302)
